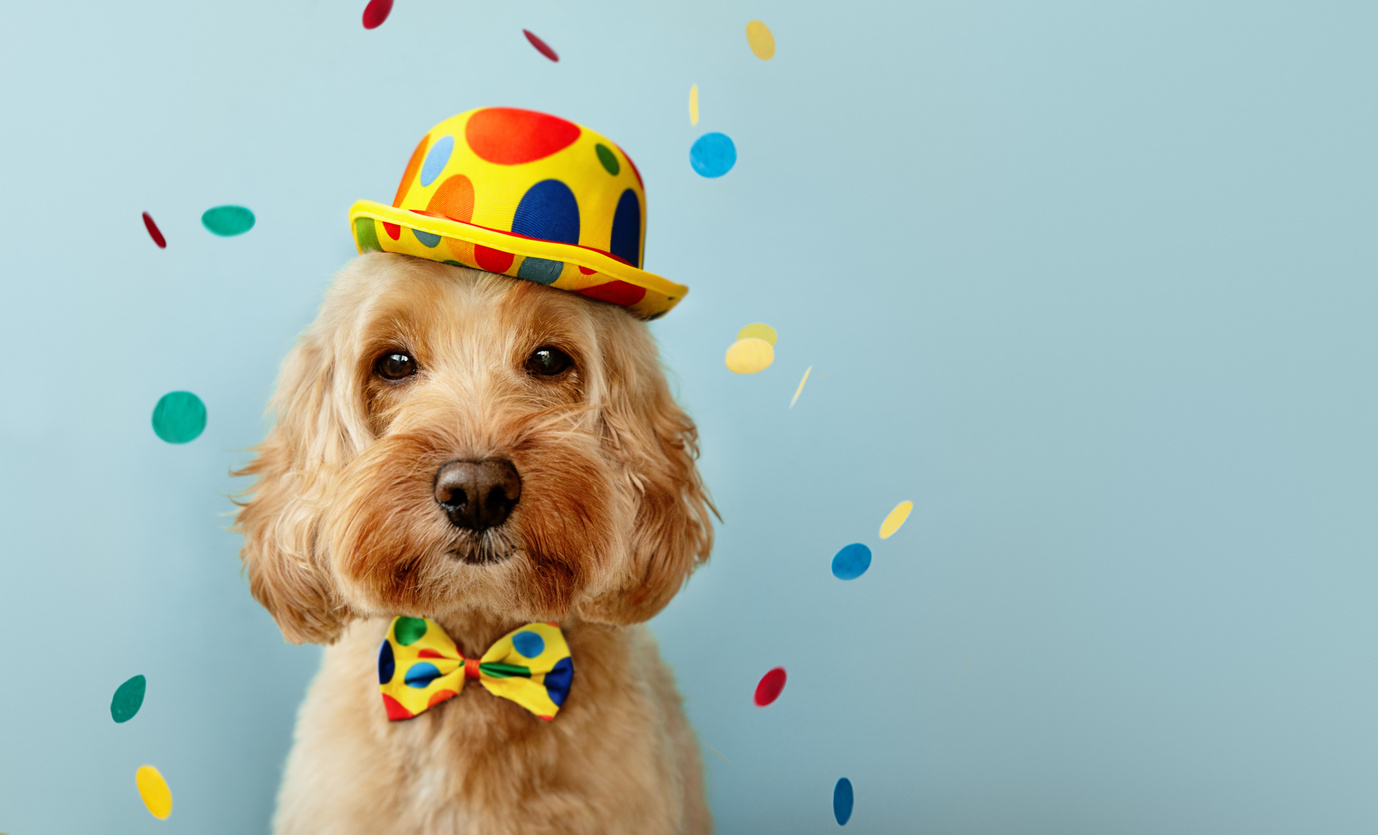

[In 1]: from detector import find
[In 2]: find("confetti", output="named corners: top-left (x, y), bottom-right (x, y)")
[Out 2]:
top-left (725, 338), bottom-right (774, 374)
top-left (736, 323), bottom-right (777, 345)
top-left (361, 0), bottom-right (392, 29)
top-left (690, 132), bottom-right (736, 178)
top-left (201, 205), bottom-right (255, 237)
top-left (831, 543), bottom-right (871, 580)
top-left (135, 765), bottom-right (172, 819)
top-left (790, 365), bottom-right (812, 408)
top-left (745, 20), bottom-right (776, 60)
top-left (754, 667), bottom-right (786, 706)
top-left (110, 674), bottom-right (146, 723)
top-left (141, 212), bottom-right (166, 248)
top-left (834, 778), bottom-right (854, 825)
top-left (706, 743), bottom-right (730, 763)
top-left (689, 84), bottom-right (699, 125)
top-left (523, 29), bottom-right (559, 62)
top-left (879, 501), bottom-right (913, 539)
top-left (152, 391), bottom-right (206, 444)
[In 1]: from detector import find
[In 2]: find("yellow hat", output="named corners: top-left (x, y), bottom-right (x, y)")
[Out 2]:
top-left (350, 107), bottom-right (686, 319)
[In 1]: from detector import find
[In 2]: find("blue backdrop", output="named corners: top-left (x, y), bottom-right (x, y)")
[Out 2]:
top-left (2, 1), bottom-right (1376, 832)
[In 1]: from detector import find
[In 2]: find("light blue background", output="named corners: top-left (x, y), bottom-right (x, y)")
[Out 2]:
top-left (2, 1), bottom-right (1376, 832)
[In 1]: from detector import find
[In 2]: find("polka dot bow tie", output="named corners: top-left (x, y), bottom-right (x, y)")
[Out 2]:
top-left (377, 616), bottom-right (574, 722)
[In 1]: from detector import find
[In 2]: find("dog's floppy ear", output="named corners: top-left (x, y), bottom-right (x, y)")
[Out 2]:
top-left (234, 329), bottom-right (363, 644)
top-left (579, 323), bottom-right (715, 625)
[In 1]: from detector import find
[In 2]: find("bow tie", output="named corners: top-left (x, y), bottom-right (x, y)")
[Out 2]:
top-left (377, 616), bottom-right (574, 722)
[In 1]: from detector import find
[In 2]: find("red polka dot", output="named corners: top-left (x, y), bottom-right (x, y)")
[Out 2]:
top-left (754, 667), bottom-right (787, 707)
top-left (417, 649), bottom-right (445, 659)
top-left (538, 714), bottom-right (554, 721)
top-left (427, 689), bottom-right (458, 708)
top-left (393, 136), bottom-right (429, 207)
top-left (466, 108), bottom-right (581, 165)
top-left (427, 174), bottom-right (475, 223)
top-left (578, 280), bottom-right (646, 307)
top-left (474, 245), bottom-right (514, 273)
top-left (577, 266), bottom-right (597, 275)
top-left (617, 144), bottom-right (643, 188)
top-left (382, 694), bottom-right (414, 721)
top-left (382, 222), bottom-right (401, 240)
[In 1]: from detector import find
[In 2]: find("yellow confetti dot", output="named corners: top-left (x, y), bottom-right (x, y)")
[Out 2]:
top-left (689, 84), bottom-right (699, 125)
top-left (879, 501), bottom-right (913, 539)
top-left (746, 20), bottom-right (775, 60)
top-left (725, 338), bottom-right (774, 374)
top-left (136, 765), bottom-right (173, 819)
top-left (790, 365), bottom-right (812, 408)
top-left (736, 322), bottom-right (777, 345)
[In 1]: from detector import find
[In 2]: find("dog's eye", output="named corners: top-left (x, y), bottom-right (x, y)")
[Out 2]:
top-left (374, 351), bottom-right (417, 381)
top-left (526, 346), bottom-right (573, 377)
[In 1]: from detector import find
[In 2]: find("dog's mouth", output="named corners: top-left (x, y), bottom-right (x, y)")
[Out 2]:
top-left (446, 528), bottom-right (518, 565)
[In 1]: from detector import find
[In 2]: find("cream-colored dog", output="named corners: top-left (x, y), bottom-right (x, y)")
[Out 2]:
top-left (235, 252), bottom-right (714, 834)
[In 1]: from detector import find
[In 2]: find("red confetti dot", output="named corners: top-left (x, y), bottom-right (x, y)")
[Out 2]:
top-left (754, 667), bottom-right (787, 706)
top-left (141, 212), bottom-right (166, 248)
top-left (465, 108), bottom-right (581, 165)
top-left (523, 29), bottom-right (559, 62)
top-left (362, 0), bottom-right (393, 29)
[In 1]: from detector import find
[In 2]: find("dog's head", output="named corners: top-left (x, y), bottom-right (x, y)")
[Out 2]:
top-left (234, 254), bottom-right (713, 644)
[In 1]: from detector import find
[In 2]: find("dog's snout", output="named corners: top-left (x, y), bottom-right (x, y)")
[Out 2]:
top-left (434, 459), bottom-right (522, 531)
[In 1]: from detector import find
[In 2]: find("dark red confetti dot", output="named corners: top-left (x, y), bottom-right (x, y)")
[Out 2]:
top-left (523, 29), bottom-right (559, 62)
top-left (754, 667), bottom-right (787, 706)
top-left (142, 212), bottom-right (166, 248)
top-left (362, 0), bottom-right (393, 29)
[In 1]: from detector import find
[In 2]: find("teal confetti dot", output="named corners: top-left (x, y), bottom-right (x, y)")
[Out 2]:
top-left (151, 391), bottom-right (206, 444)
top-left (111, 674), bottom-right (146, 723)
top-left (690, 132), bottom-right (737, 178)
top-left (202, 205), bottom-right (255, 236)
top-left (834, 778), bottom-right (854, 825)
top-left (831, 543), bottom-right (871, 580)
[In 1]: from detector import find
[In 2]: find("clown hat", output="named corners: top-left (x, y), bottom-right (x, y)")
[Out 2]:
top-left (350, 107), bottom-right (686, 319)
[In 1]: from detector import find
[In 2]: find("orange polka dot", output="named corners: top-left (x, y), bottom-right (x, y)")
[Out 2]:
top-left (427, 689), bottom-right (458, 708)
top-left (465, 108), bottom-right (580, 164)
top-left (427, 174), bottom-right (475, 223)
top-left (393, 136), bottom-right (429, 207)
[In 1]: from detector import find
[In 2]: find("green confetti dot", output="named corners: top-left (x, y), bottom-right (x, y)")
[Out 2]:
top-left (394, 617), bottom-right (428, 646)
top-left (202, 205), bottom-right (255, 236)
top-left (111, 674), bottom-right (146, 723)
top-left (595, 143), bottom-right (620, 176)
top-left (152, 391), bottom-right (206, 444)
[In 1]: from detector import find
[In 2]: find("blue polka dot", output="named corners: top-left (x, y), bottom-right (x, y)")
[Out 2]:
top-left (544, 656), bottom-right (574, 706)
top-left (512, 179), bottom-right (580, 245)
top-left (834, 778), bottom-right (854, 825)
top-left (609, 189), bottom-right (641, 267)
top-left (420, 135), bottom-right (454, 187)
top-left (831, 543), bottom-right (871, 580)
top-left (512, 631), bottom-right (545, 658)
top-left (412, 227), bottom-right (441, 248)
top-left (517, 257), bottom-right (564, 285)
top-left (378, 640), bottom-right (395, 685)
top-left (690, 132), bottom-right (737, 178)
top-left (404, 662), bottom-right (442, 688)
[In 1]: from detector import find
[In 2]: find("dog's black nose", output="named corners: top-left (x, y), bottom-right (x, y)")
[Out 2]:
top-left (434, 459), bottom-right (522, 531)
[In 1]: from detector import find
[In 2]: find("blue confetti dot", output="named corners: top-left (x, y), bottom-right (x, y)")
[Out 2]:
top-left (831, 543), bottom-right (871, 580)
top-left (512, 630), bottom-right (545, 658)
top-left (377, 641), bottom-right (395, 685)
top-left (834, 777), bottom-right (854, 825)
top-left (404, 662), bottom-right (441, 688)
top-left (690, 132), bottom-right (737, 178)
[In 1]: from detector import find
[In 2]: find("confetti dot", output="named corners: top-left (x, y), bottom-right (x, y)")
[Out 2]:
top-left (736, 323), bottom-right (777, 345)
top-left (523, 29), bottom-right (559, 62)
top-left (689, 84), bottom-right (700, 125)
top-left (754, 667), bottom-right (787, 706)
top-left (362, 0), bottom-right (392, 28)
top-left (879, 501), bottom-right (914, 539)
top-left (834, 778), bottom-right (854, 825)
top-left (110, 674), bottom-right (146, 723)
top-left (746, 20), bottom-right (776, 60)
top-left (201, 205), bottom-right (255, 237)
top-left (831, 543), bottom-right (871, 580)
top-left (725, 338), bottom-right (774, 374)
top-left (790, 365), bottom-right (812, 408)
top-left (690, 132), bottom-right (737, 178)
top-left (151, 391), bottom-right (206, 444)
top-left (135, 765), bottom-right (172, 819)
top-left (141, 212), bottom-right (166, 248)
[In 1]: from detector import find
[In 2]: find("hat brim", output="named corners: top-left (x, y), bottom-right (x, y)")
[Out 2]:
top-left (350, 200), bottom-right (686, 319)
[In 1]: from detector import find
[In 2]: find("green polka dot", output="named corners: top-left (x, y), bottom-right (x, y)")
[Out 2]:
top-left (354, 217), bottom-right (382, 252)
top-left (110, 674), bottom-right (146, 723)
top-left (595, 144), bottom-right (620, 176)
top-left (151, 391), bottom-right (206, 444)
top-left (201, 205), bottom-right (255, 236)
top-left (394, 617), bottom-right (428, 646)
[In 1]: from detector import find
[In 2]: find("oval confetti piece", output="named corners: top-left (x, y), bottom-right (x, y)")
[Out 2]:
top-left (201, 205), bottom-right (255, 236)
top-left (725, 337), bottom-right (774, 374)
top-left (690, 132), bottom-right (736, 178)
top-left (523, 29), bottom-right (559, 62)
top-left (136, 765), bottom-right (172, 819)
top-left (746, 20), bottom-right (776, 60)
top-left (111, 674), bottom-right (146, 723)
top-left (834, 777), bottom-right (854, 825)
top-left (831, 543), bottom-right (871, 580)
top-left (152, 391), bottom-right (206, 444)
top-left (879, 501), bottom-right (913, 539)
top-left (754, 667), bottom-right (786, 706)
top-left (361, 0), bottom-right (392, 29)
top-left (790, 365), bottom-right (812, 409)
top-left (142, 212), bottom-right (166, 248)
top-left (736, 323), bottom-right (777, 345)
top-left (689, 84), bottom-right (699, 125)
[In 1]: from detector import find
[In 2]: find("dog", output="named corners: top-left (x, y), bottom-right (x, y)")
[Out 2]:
top-left (234, 252), bottom-right (715, 834)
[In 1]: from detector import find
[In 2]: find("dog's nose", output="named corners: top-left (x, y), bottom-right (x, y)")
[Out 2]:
top-left (434, 459), bottom-right (522, 531)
